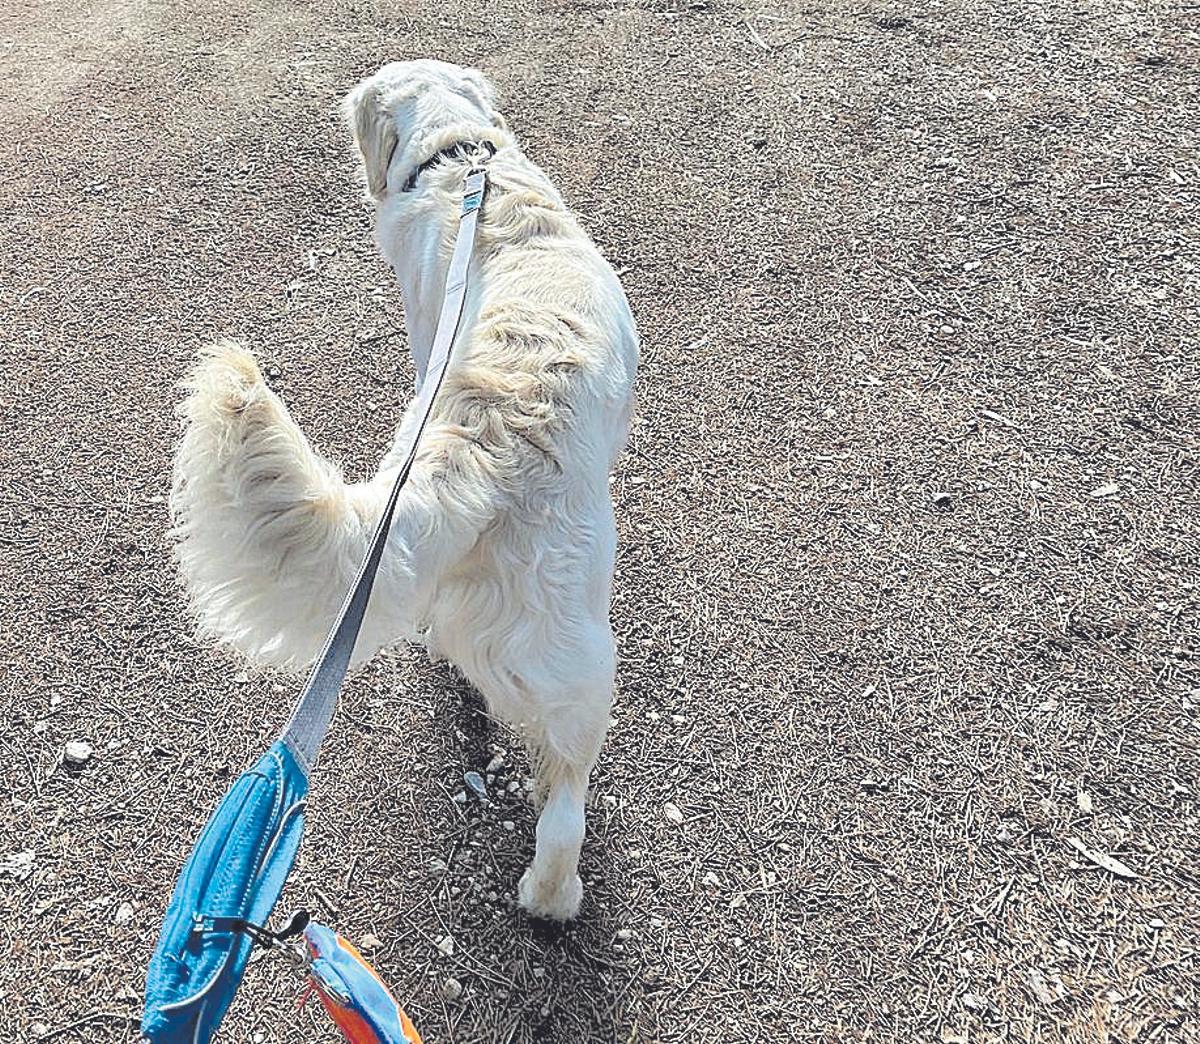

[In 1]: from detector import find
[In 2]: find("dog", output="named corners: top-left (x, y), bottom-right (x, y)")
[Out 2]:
top-left (169, 60), bottom-right (638, 920)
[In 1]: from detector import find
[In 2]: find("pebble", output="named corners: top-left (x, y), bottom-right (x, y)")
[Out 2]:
top-left (63, 740), bottom-right (93, 766)
top-left (441, 976), bottom-right (464, 1001)
top-left (452, 791), bottom-right (468, 805)
top-left (615, 928), bottom-right (633, 941)
top-left (114, 901), bottom-right (135, 925)
top-left (436, 934), bottom-right (455, 957)
top-left (486, 754), bottom-right (505, 773)
top-left (464, 771), bottom-right (487, 798)
top-left (358, 933), bottom-right (382, 951)
top-left (501, 820), bottom-right (515, 831)
top-left (664, 802), bottom-right (684, 825)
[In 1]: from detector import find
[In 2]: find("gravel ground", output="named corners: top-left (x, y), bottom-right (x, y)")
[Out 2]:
top-left (1, 1), bottom-right (1197, 1042)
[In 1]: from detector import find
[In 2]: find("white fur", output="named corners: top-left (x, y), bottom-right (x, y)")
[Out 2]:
top-left (170, 60), bottom-right (638, 920)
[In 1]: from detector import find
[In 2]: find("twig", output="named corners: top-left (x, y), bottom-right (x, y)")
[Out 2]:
top-left (41, 1011), bottom-right (136, 1041)
top-left (743, 19), bottom-right (771, 50)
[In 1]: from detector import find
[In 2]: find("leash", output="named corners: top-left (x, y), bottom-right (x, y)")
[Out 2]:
top-left (283, 157), bottom-right (488, 775)
top-left (142, 152), bottom-right (490, 1044)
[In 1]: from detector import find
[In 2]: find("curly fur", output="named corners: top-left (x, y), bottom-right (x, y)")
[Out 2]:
top-left (170, 60), bottom-right (638, 920)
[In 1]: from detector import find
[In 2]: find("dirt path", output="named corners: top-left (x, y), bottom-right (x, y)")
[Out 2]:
top-left (2, 2), bottom-right (1197, 1041)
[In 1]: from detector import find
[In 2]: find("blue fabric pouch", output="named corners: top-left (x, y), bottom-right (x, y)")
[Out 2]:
top-left (141, 741), bottom-right (308, 1042)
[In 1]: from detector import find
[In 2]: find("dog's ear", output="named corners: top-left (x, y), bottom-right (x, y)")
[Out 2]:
top-left (344, 81), bottom-right (399, 200)
top-left (460, 69), bottom-right (508, 131)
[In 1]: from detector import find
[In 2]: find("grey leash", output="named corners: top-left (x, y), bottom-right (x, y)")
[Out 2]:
top-left (281, 164), bottom-right (488, 773)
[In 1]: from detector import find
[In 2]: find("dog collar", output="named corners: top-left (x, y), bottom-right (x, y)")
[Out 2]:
top-left (400, 139), bottom-right (496, 193)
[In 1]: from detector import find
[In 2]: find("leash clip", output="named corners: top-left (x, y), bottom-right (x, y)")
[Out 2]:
top-left (192, 908), bottom-right (311, 957)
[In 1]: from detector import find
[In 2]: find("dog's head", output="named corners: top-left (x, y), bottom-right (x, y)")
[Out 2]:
top-left (344, 60), bottom-right (507, 200)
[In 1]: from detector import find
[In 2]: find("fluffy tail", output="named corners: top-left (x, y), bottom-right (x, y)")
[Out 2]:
top-left (169, 340), bottom-right (399, 670)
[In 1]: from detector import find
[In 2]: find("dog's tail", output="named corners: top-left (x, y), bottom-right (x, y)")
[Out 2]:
top-left (169, 339), bottom-right (408, 671)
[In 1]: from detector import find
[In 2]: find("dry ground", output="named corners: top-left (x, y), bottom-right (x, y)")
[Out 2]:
top-left (1, 1), bottom-right (1198, 1042)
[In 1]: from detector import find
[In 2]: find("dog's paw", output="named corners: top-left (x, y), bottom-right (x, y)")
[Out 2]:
top-left (518, 868), bottom-right (583, 921)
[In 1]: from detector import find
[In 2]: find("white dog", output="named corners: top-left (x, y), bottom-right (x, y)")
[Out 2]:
top-left (170, 60), bottom-right (638, 920)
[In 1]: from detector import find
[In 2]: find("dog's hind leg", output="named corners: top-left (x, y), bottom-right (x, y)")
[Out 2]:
top-left (516, 645), bottom-right (614, 921)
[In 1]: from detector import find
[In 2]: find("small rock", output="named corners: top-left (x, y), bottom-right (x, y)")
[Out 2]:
top-left (358, 933), bottom-right (382, 951)
top-left (939, 324), bottom-right (954, 335)
top-left (1076, 790), bottom-right (1094, 814)
top-left (63, 740), bottom-right (93, 766)
top-left (436, 934), bottom-right (455, 957)
top-left (464, 771), bottom-right (487, 798)
top-left (931, 491), bottom-right (953, 509)
top-left (451, 791), bottom-right (468, 805)
top-left (701, 870), bottom-right (721, 887)
top-left (663, 802), bottom-right (684, 825)
top-left (1028, 968), bottom-right (1057, 1006)
top-left (1089, 482), bottom-right (1119, 499)
top-left (1148, 917), bottom-right (1166, 930)
top-left (114, 901), bottom-right (135, 925)
top-left (615, 928), bottom-right (633, 941)
top-left (233, 671), bottom-right (250, 685)
top-left (962, 992), bottom-right (988, 1012)
top-left (441, 976), bottom-right (464, 1002)
top-left (485, 754), bottom-right (505, 774)
top-left (0, 850), bottom-right (35, 882)
top-left (501, 820), bottom-right (515, 831)
top-left (506, 780), bottom-right (521, 794)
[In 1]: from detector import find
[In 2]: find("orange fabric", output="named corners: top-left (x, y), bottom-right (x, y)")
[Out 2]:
top-left (315, 988), bottom-right (378, 1043)
top-left (309, 963), bottom-right (423, 1044)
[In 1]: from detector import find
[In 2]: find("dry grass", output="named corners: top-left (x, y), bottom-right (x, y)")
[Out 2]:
top-left (0, 1), bottom-right (1197, 1042)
